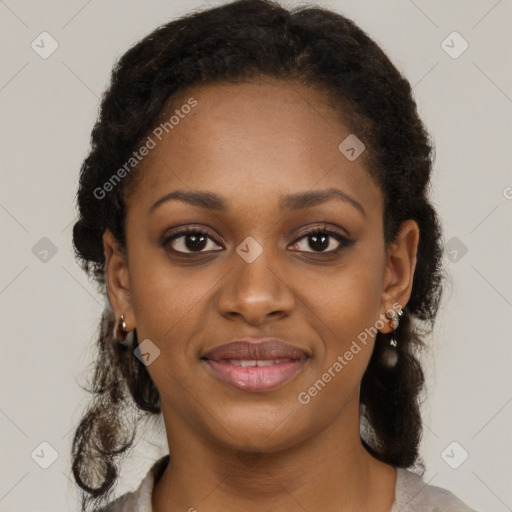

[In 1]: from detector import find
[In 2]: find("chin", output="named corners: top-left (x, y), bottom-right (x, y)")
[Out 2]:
top-left (205, 401), bottom-right (320, 454)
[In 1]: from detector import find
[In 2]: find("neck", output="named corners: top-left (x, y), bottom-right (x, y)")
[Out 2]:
top-left (152, 399), bottom-right (397, 512)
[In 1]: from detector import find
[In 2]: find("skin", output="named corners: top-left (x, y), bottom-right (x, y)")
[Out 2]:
top-left (103, 78), bottom-right (419, 512)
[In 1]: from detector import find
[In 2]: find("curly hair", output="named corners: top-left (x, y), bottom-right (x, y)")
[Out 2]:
top-left (70, 0), bottom-right (445, 510)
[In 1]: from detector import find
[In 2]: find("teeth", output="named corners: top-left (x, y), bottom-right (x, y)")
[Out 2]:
top-left (255, 360), bottom-right (275, 367)
top-left (229, 359), bottom-right (289, 367)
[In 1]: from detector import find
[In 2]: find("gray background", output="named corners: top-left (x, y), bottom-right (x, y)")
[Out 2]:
top-left (1, 0), bottom-right (511, 510)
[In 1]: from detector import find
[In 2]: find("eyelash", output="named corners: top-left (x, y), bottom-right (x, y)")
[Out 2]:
top-left (162, 224), bottom-right (354, 257)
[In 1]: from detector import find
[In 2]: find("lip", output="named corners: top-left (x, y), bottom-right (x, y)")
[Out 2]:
top-left (201, 338), bottom-right (310, 392)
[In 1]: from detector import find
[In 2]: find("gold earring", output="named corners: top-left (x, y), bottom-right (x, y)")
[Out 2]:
top-left (114, 314), bottom-right (133, 346)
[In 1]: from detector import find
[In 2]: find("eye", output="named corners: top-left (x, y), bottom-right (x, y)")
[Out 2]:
top-left (163, 227), bottom-right (224, 255)
top-left (162, 224), bottom-right (354, 257)
top-left (289, 225), bottom-right (354, 254)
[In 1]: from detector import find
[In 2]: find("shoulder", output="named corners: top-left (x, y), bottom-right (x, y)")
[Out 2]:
top-left (93, 455), bottom-right (170, 512)
top-left (391, 467), bottom-right (478, 512)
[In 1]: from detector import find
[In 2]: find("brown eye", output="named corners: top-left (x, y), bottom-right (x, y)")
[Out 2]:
top-left (163, 229), bottom-right (224, 255)
top-left (290, 228), bottom-right (354, 254)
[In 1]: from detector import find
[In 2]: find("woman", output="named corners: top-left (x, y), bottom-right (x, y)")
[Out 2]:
top-left (71, 0), bottom-right (478, 510)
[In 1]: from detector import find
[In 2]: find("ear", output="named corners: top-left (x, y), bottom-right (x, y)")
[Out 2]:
top-left (379, 219), bottom-right (419, 333)
top-left (103, 229), bottom-right (135, 331)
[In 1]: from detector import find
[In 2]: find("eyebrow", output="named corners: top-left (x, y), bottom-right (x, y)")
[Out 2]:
top-left (149, 187), bottom-right (365, 217)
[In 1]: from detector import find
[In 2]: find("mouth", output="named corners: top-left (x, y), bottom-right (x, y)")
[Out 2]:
top-left (201, 339), bottom-right (310, 392)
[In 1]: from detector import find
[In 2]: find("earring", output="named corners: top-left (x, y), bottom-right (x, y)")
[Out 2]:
top-left (381, 306), bottom-right (403, 368)
top-left (114, 313), bottom-right (134, 346)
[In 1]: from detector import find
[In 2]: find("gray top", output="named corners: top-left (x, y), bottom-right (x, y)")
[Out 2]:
top-left (96, 455), bottom-right (478, 511)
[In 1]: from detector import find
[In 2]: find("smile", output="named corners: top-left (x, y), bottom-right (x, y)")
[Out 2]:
top-left (201, 338), bottom-right (310, 392)
top-left (204, 358), bottom-right (308, 392)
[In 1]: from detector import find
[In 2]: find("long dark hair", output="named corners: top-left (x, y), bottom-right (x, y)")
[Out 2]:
top-left (71, 1), bottom-right (444, 509)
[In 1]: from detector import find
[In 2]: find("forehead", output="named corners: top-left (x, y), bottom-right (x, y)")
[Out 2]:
top-left (126, 79), bottom-right (382, 216)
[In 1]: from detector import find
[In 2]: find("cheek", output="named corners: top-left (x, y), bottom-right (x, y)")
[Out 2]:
top-left (296, 251), bottom-right (385, 390)
top-left (126, 233), bottom-right (203, 328)
top-left (130, 267), bottom-right (207, 344)
top-left (303, 252), bottom-right (385, 337)
top-left (126, 249), bottom-right (226, 395)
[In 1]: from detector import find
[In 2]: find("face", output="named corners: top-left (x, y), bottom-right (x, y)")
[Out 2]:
top-left (104, 78), bottom-right (418, 454)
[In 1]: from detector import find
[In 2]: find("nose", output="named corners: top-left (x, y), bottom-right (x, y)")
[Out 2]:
top-left (217, 248), bottom-right (295, 325)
